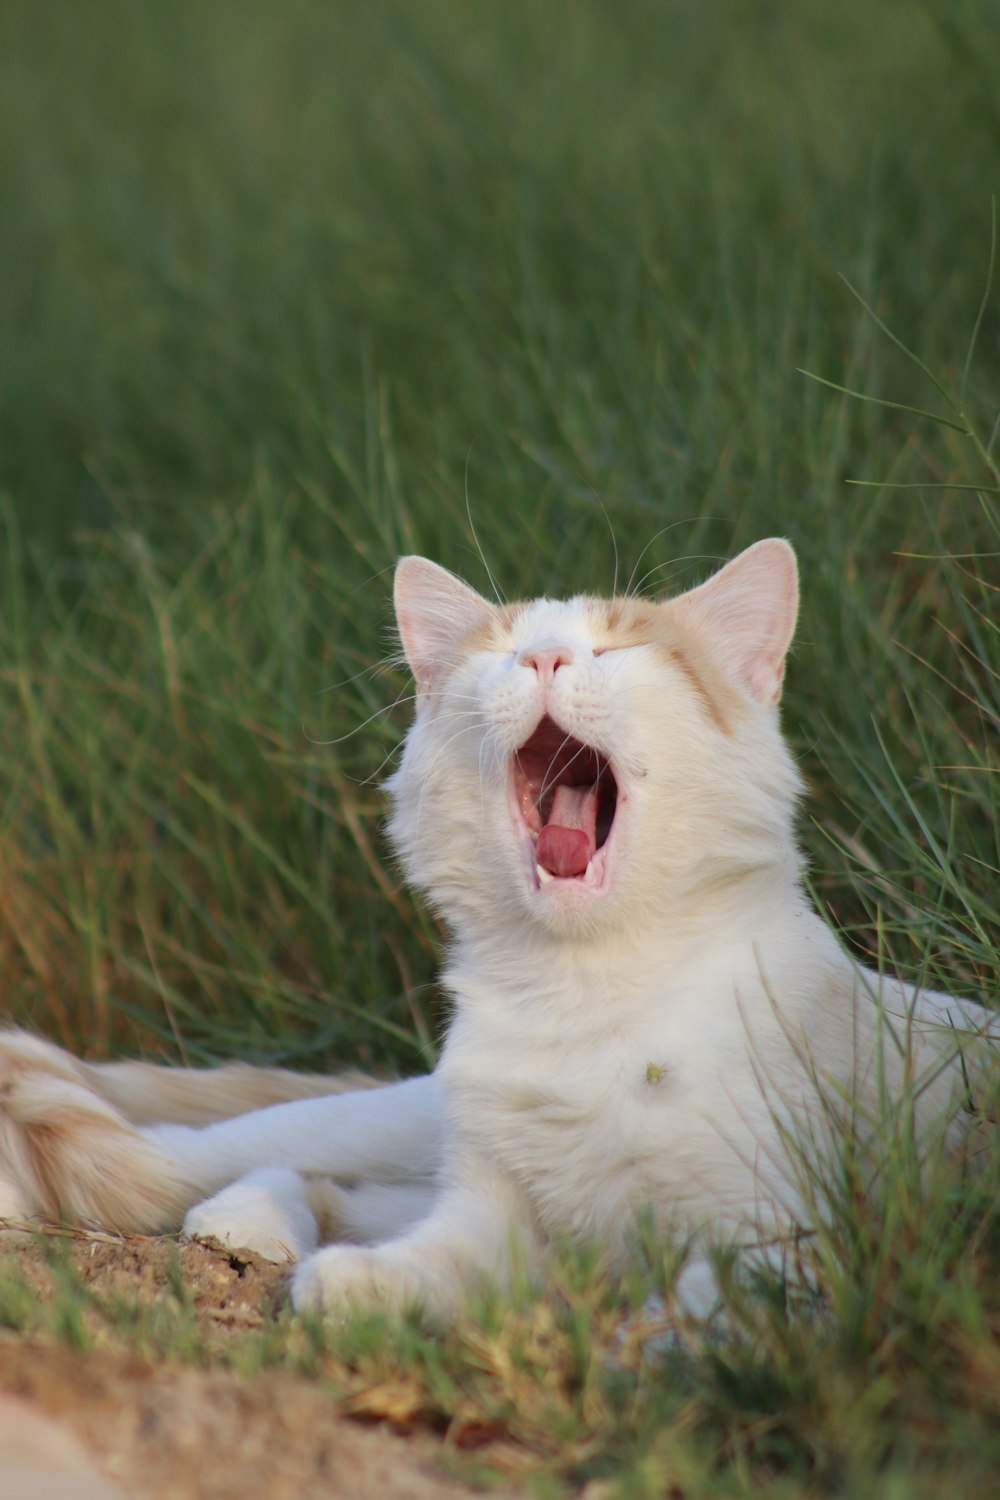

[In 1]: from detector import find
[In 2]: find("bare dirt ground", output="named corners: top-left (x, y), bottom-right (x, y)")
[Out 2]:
top-left (0, 1236), bottom-right (521, 1500)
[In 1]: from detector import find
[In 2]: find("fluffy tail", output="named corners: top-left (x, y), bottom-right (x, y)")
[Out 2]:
top-left (0, 1029), bottom-right (377, 1234)
top-left (79, 1053), bottom-right (378, 1126)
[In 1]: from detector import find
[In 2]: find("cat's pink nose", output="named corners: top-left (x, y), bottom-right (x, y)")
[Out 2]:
top-left (520, 646), bottom-right (573, 681)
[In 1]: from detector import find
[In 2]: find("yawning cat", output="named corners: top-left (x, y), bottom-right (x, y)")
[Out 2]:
top-left (0, 539), bottom-right (994, 1316)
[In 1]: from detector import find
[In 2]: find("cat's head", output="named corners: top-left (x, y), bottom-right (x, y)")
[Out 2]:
top-left (387, 540), bottom-right (803, 946)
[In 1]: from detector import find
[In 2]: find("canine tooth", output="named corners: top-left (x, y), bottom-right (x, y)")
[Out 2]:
top-left (583, 862), bottom-right (597, 885)
top-left (536, 864), bottom-right (554, 885)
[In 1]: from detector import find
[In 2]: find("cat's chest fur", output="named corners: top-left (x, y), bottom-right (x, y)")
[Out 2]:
top-left (437, 932), bottom-right (824, 1245)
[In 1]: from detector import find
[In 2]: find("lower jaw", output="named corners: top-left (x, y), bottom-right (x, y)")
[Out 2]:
top-left (535, 847), bottom-right (607, 890)
top-left (525, 839), bottom-right (611, 897)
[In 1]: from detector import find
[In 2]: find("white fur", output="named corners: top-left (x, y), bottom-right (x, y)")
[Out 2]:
top-left (1, 540), bottom-right (995, 1322)
top-left (143, 1073), bottom-right (443, 1195)
top-left (184, 1168), bottom-right (320, 1262)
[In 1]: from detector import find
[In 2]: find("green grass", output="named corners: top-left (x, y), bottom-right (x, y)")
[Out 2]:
top-left (1, 0), bottom-right (999, 1492)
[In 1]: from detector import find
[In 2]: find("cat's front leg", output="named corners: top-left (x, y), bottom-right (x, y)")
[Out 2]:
top-left (183, 1167), bottom-right (319, 1262)
top-left (291, 1165), bottom-right (531, 1319)
top-left (145, 1073), bottom-right (443, 1195)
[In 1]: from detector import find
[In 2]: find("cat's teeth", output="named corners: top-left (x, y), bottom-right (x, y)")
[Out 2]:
top-left (583, 862), bottom-right (597, 885)
top-left (536, 864), bottom-right (554, 885)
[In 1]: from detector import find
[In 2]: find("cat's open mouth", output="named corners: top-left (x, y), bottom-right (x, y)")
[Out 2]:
top-left (511, 716), bottom-right (618, 891)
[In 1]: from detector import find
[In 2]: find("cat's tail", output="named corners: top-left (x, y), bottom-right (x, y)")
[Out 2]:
top-left (0, 1029), bottom-right (378, 1234)
top-left (79, 1051), bottom-right (379, 1126)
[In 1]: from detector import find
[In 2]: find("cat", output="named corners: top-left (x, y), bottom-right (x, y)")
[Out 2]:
top-left (0, 539), bottom-right (995, 1316)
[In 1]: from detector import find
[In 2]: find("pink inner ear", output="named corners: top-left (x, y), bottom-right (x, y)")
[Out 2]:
top-left (394, 556), bottom-right (495, 689)
top-left (675, 539), bottom-right (799, 705)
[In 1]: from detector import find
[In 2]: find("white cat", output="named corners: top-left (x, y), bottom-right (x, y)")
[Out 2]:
top-left (0, 540), bottom-right (994, 1315)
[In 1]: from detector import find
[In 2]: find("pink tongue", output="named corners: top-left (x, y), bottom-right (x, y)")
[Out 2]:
top-left (536, 784), bottom-right (598, 878)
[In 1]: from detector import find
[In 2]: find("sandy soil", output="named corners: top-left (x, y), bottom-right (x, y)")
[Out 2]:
top-left (0, 1235), bottom-right (521, 1500)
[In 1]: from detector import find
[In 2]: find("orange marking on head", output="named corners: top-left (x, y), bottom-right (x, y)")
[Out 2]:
top-left (461, 601), bottom-right (525, 655)
top-left (594, 596), bottom-right (742, 733)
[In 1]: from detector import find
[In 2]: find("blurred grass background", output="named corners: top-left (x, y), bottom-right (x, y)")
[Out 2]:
top-left (0, 0), bottom-right (997, 1072)
top-left (3, 3), bottom-right (1000, 1494)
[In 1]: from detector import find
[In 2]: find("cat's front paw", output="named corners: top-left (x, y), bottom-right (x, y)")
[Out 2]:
top-left (183, 1167), bottom-right (318, 1263)
top-left (291, 1243), bottom-right (436, 1316)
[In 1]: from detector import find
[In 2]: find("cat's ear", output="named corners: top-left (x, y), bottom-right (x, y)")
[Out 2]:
top-left (673, 538), bottom-right (799, 705)
top-left (394, 557), bottom-right (496, 692)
